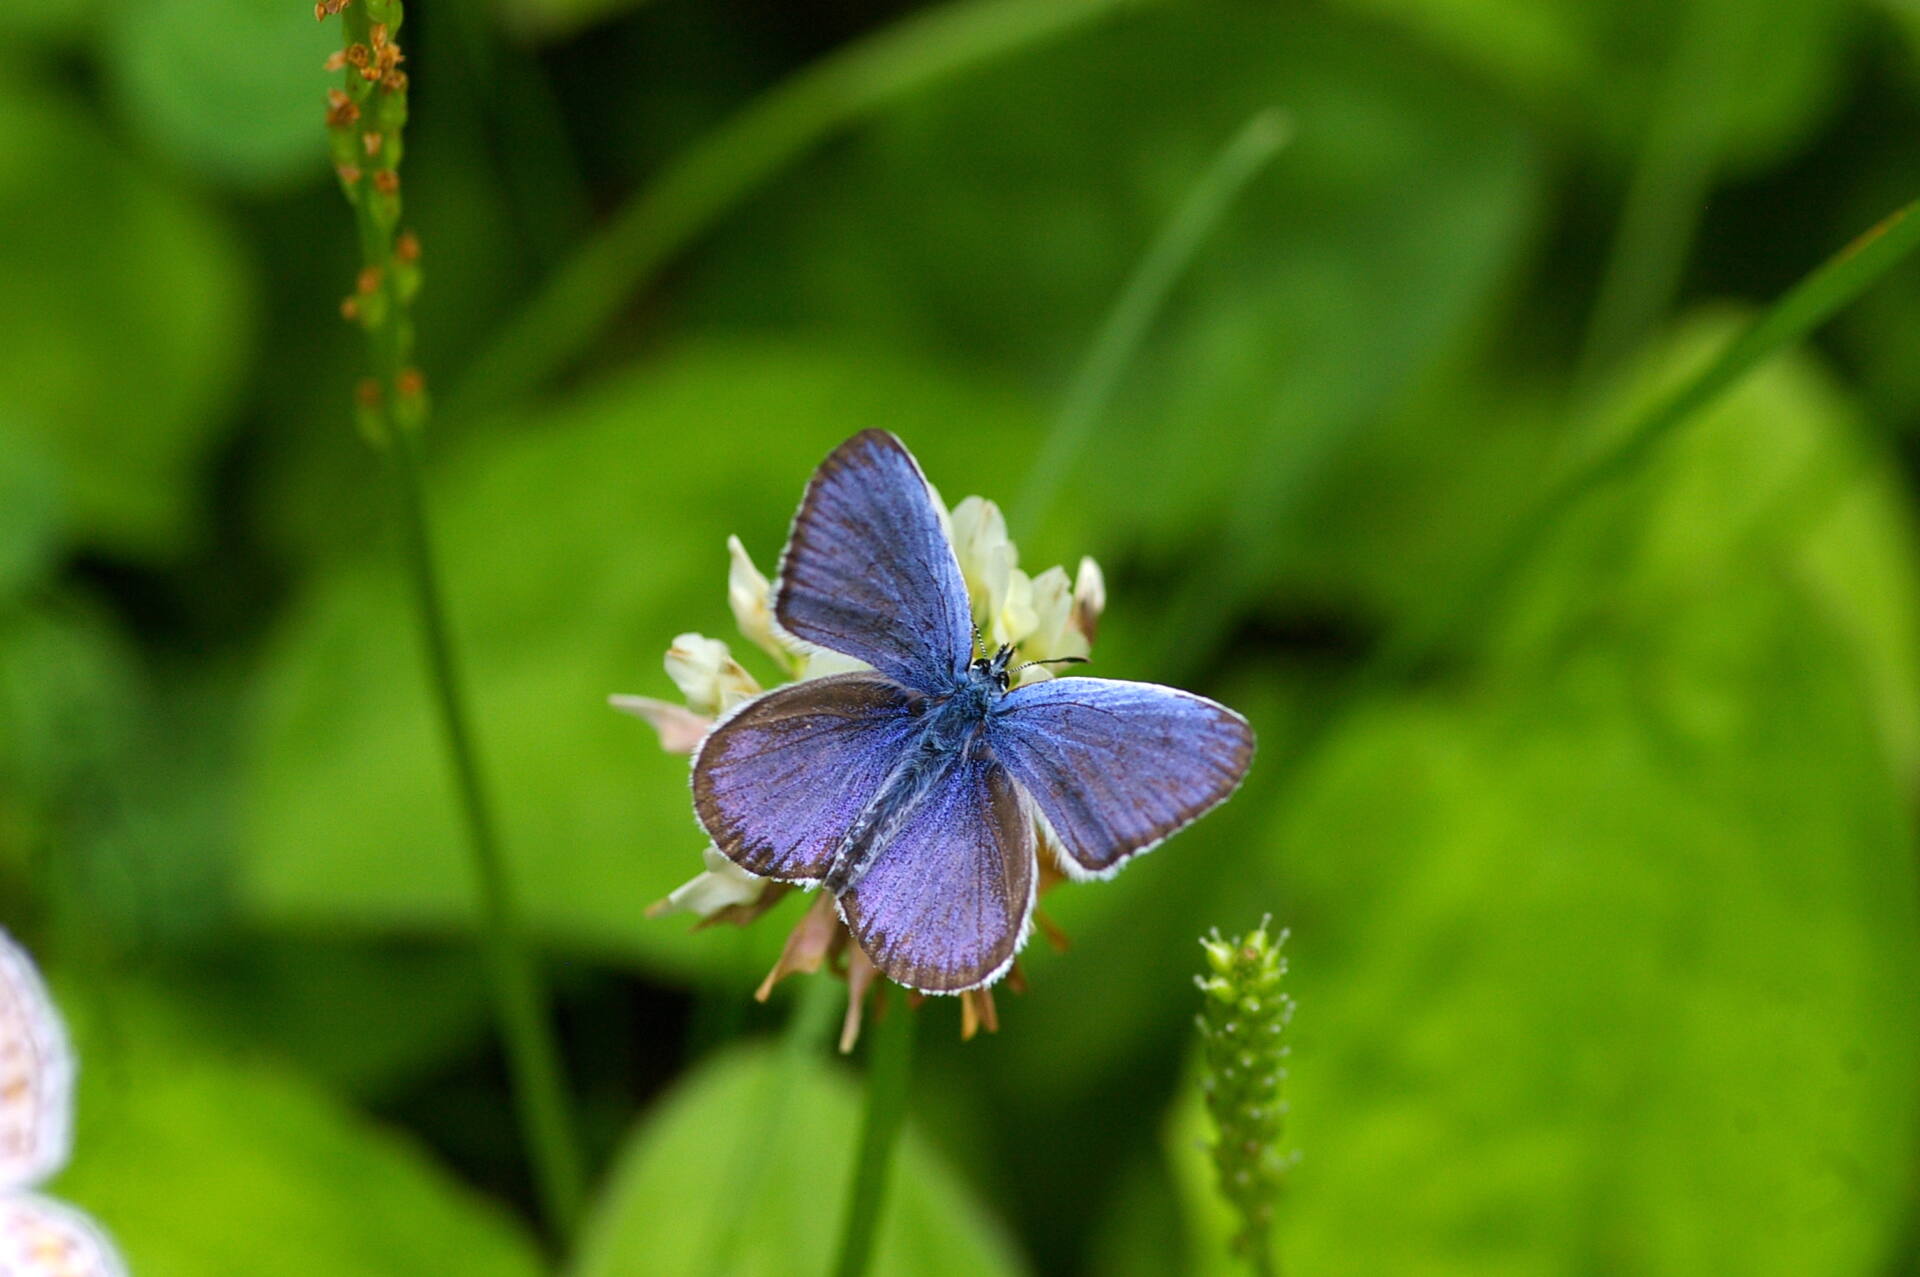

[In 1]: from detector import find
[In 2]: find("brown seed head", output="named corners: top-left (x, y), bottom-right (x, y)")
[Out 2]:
top-left (324, 88), bottom-right (359, 129)
top-left (361, 131), bottom-right (382, 157)
top-left (345, 43), bottom-right (370, 68)
top-left (323, 50), bottom-right (347, 72)
top-left (335, 163), bottom-right (362, 186)
top-left (356, 266), bottom-right (382, 295)
top-left (373, 170), bottom-right (400, 195)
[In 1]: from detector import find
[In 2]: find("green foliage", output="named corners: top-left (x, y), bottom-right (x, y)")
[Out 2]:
top-left (239, 342), bottom-right (1048, 982)
top-left (573, 1042), bottom-right (1026, 1277)
top-left (0, 76), bottom-right (249, 557)
top-left (1323, 0), bottom-right (1851, 171)
top-left (103, 0), bottom-right (338, 190)
top-left (55, 988), bottom-right (544, 1277)
top-left (1185, 324), bottom-right (1920, 1274)
top-left (682, 6), bottom-right (1545, 560)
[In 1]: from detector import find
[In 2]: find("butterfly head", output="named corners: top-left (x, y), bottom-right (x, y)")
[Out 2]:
top-left (969, 645), bottom-right (1017, 694)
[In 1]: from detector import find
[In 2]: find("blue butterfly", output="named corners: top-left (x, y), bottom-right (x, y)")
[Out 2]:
top-left (693, 431), bottom-right (1254, 993)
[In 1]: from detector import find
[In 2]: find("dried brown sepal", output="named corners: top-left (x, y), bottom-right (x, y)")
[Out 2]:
top-left (373, 170), bottom-right (400, 195)
top-left (395, 230), bottom-right (421, 262)
top-left (356, 266), bottom-right (382, 295)
top-left (754, 893), bottom-right (844, 1002)
top-left (838, 948), bottom-right (880, 1053)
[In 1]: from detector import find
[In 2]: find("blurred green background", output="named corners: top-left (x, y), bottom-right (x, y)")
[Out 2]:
top-left (4, 0), bottom-right (1920, 1272)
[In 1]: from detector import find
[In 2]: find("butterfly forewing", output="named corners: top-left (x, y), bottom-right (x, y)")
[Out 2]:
top-left (0, 1196), bottom-right (128, 1277)
top-left (0, 932), bottom-right (73, 1196)
top-left (989, 677), bottom-right (1254, 878)
top-left (837, 758), bottom-right (1034, 993)
top-left (694, 672), bottom-right (923, 883)
top-left (773, 430), bottom-right (974, 694)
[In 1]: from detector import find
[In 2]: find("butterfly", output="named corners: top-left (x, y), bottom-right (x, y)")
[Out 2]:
top-left (0, 929), bottom-right (127, 1277)
top-left (692, 430), bottom-right (1254, 994)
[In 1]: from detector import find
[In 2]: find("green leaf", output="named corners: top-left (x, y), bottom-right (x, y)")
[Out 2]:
top-left (678, 6), bottom-right (1543, 561)
top-left (0, 422), bottom-right (63, 601)
top-left (573, 1042), bottom-right (1026, 1277)
top-left (54, 988), bottom-right (544, 1277)
top-left (0, 76), bottom-right (250, 557)
top-left (103, 0), bottom-right (338, 190)
top-left (0, 0), bottom-right (90, 42)
top-left (239, 341), bottom-right (1048, 983)
top-left (1160, 324), bottom-right (1920, 1273)
top-left (1320, 0), bottom-right (1850, 172)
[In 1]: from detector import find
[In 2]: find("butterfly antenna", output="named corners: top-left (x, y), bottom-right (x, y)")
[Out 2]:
top-left (1015, 655), bottom-right (1090, 674)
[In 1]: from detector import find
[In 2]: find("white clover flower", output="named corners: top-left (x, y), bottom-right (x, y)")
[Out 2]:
top-left (616, 490), bottom-right (1104, 1046)
top-left (663, 633), bottom-right (761, 717)
top-left (1, 930), bottom-right (127, 1277)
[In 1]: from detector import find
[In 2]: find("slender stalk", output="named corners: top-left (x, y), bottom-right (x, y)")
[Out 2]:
top-left (447, 0), bottom-right (1150, 419)
top-left (1014, 108), bottom-right (1292, 533)
top-left (1573, 0), bottom-right (1732, 391)
top-left (1375, 198), bottom-right (1920, 680)
top-left (828, 985), bottom-right (917, 1277)
top-left (380, 426), bottom-right (587, 1239)
top-left (321, 0), bottom-right (586, 1240)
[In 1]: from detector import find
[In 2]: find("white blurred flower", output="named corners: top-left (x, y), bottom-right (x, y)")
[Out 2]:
top-left (1, 929), bottom-right (128, 1277)
top-left (664, 633), bottom-right (761, 717)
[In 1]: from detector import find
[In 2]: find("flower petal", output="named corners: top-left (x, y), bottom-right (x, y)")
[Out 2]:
top-left (645, 845), bottom-right (766, 919)
top-left (608, 694), bottom-right (713, 754)
top-left (727, 535), bottom-right (796, 671)
top-left (665, 633), bottom-right (761, 715)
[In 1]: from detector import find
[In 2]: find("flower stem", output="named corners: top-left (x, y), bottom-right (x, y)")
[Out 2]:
top-left (380, 424), bottom-right (587, 1240)
top-left (829, 985), bottom-right (917, 1277)
top-left (322, 0), bottom-right (586, 1240)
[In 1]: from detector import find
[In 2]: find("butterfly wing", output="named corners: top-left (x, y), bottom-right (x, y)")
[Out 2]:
top-left (693, 672), bottom-right (923, 884)
top-left (837, 757), bottom-right (1034, 993)
top-left (0, 931), bottom-right (72, 1195)
top-left (0, 1196), bottom-right (129, 1277)
top-left (774, 430), bottom-right (973, 694)
top-left (989, 677), bottom-right (1254, 879)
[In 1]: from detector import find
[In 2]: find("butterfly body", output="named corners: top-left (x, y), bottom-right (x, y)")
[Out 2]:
top-left (693, 431), bottom-right (1254, 993)
top-left (822, 651), bottom-right (1013, 895)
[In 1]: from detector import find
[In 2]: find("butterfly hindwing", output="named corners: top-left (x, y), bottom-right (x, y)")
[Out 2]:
top-left (693, 672), bottom-right (923, 883)
top-left (0, 931), bottom-right (72, 1196)
top-left (989, 677), bottom-right (1254, 878)
top-left (838, 757), bottom-right (1034, 993)
top-left (773, 430), bottom-right (974, 694)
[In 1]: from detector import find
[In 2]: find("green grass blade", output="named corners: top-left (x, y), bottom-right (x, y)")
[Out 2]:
top-left (1014, 107), bottom-right (1292, 533)
top-left (1379, 198), bottom-right (1920, 678)
top-left (449, 0), bottom-right (1148, 419)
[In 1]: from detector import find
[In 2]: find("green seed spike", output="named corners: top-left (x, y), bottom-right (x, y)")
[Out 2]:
top-left (1196, 916), bottom-right (1294, 1277)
